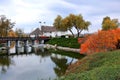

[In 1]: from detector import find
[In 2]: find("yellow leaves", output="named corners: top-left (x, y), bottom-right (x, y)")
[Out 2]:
top-left (0, 15), bottom-right (15, 37)
top-left (102, 16), bottom-right (118, 30)
top-left (8, 30), bottom-right (17, 37)
top-left (54, 14), bottom-right (91, 37)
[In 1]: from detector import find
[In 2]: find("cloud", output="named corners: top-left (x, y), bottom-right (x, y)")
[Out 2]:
top-left (0, 0), bottom-right (120, 33)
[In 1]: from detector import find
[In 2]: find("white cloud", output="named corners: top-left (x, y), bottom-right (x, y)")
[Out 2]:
top-left (0, 0), bottom-right (120, 33)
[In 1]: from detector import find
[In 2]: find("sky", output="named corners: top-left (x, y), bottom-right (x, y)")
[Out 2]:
top-left (0, 0), bottom-right (120, 33)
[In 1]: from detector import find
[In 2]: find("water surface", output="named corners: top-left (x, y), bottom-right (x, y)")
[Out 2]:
top-left (0, 47), bottom-right (83, 80)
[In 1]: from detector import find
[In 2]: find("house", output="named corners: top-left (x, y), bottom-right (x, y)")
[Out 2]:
top-left (29, 28), bottom-right (42, 37)
top-left (41, 26), bottom-right (57, 37)
top-left (41, 25), bottom-right (68, 37)
top-left (29, 26), bottom-right (67, 37)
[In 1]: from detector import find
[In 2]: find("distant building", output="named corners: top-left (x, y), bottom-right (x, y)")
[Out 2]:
top-left (29, 28), bottom-right (43, 37)
top-left (29, 26), bottom-right (67, 37)
top-left (41, 26), bottom-right (57, 37)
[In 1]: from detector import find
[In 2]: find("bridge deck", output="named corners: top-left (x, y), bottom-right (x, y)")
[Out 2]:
top-left (0, 37), bottom-right (50, 41)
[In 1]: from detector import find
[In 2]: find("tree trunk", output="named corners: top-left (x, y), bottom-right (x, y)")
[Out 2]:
top-left (75, 26), bottom-right (80, 37)
top-left (77, 32), bottom-right (79, 37)
top-left (76, 29), bottom-right (80, 37)
top-left (69, 29), bottom-right (74, 37)
top-left (78, 29), bottom-right (83, 37)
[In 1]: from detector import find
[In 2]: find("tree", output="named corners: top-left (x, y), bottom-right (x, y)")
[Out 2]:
top-left (53, 14), bottom-right (91, 37)
top-left (0, 15), bottom-right (15, 37)
top-left (74, 14), bottom-right (91, 37)
top-left (53, 15), bottom-right (65, 31)
top-left (102, 16), bottom-right (119, 30)
top-left (8, 29), bottom-right (17, 37)
top-left (15, 28), bottom-right (25, 37)
top-left (0, 56), bottom-right (13, 73)
top-left (62, 16), bottom-right (74, 37)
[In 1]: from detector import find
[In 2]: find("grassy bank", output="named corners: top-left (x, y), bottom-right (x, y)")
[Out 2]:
top-left (46, 38), bottom-right (80, 49)
top-left (59, 50), bottom-right (120, 80)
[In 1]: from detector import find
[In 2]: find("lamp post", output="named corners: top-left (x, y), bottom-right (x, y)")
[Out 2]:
top-left (39, 21), bottom-right (46, 27)
top-left (39, 21), bottom-right (46, 36)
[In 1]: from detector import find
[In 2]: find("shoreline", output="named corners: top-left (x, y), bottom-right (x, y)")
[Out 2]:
top-left (44, 44), bottom-right (80, 53)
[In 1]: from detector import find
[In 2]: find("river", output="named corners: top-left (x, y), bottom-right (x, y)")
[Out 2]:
top-left (0, 46), bottom-right (83, 80)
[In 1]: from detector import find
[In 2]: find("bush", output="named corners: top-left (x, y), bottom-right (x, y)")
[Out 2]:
top-left (47, 38), bottom-right (80, 48)
top-left (80, 28), bottom-right (120, 54)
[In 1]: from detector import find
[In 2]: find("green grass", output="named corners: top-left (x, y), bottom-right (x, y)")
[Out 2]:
top-left (59, 50), bottom-right (120, 80)
top-left (46, 38), bottom-right (80, 49)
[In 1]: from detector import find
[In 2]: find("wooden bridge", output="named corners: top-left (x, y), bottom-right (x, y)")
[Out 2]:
top-left (0, 37), bottom-right (50, 41)
top-left (0, 37), bottom-right (50, 47)
top-left (0, 37), bottom-right (50, 55)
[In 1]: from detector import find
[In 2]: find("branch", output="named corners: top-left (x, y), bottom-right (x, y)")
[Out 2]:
top-left (79, 29), bottom-right (83, 34)
top-left (69, 29), bottom-right (74, 37)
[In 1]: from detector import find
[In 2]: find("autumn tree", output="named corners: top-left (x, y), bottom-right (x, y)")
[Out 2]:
top-left (53, 15), bottom-right (65, 31)
top-left (0, 15), bottom-right (15, 37)
top-left (8, 29), bottom-right (17, 37)
top-left (102, 16), bottom-right (119, 30)
top-left (15, 28), bottom-right (26, 37)
top-left (53, 14), bottom-right (91, 37)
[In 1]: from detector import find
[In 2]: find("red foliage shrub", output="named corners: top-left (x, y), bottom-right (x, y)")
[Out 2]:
top-left (80, 28), bottom-right (120, 55)
top-left (78, 38), bottom-right (85, 44)
top-left (78, 34), bottom-right (91, 44)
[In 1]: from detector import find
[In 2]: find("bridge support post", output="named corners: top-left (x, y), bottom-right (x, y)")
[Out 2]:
top-left (26, 40), bottom-right (29, 46)
top-left (6, 40), bottom-right (10, 55)
top-left (41, 40), bottom-right (44, 44)
top-left (17, 41), bottom-right (20, 47)
top-left (39, 40), bottom-right (41, 44)
top-left (31, 47), bottom-right (35, 53)
top-left (24, 40), bottom-right (28, 53)
top-left (16, 40), bottom-right (19, 47)
top-left (15, 40), bottom-right (19, 54)
top-left (32, 40), bottom-right (35, 46)
top-left (7, 40), bottom-right (10, 48)
top-left (34, 40), bottom-right (37, 45)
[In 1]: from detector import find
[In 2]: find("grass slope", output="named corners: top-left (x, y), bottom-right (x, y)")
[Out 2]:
top-left (59, 50), bottom-right (120, 80)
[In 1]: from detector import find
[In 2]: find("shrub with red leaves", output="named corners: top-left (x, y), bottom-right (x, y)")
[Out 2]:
top-left (80, 28), bottom-right (120, 55)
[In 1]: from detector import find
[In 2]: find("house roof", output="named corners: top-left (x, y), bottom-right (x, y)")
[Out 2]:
top-left (30, 28), bottom-right (43, 35)
top-left (41, 26), bottom-right (57, 33)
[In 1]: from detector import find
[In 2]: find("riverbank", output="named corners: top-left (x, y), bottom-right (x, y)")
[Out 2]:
top-left (45, 38), bottom-right (80, 53)
top-left (44, 44), bottom-right (80, 53)
top-left (46, 38), bottom-right (80, 49)
top-left (59, 50), bottom-right (120, 80)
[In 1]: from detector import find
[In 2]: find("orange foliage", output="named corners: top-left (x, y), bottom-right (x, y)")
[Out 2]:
top-left (78, 34), bottom-right (91, 44)
top-left (80, 28), bottom-right (120, 54)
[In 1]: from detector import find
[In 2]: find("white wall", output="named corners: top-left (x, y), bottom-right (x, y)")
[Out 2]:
top-left (30, 34), bottom-right (43, 37)
top-left (43, 31), bottom-right (68, 37)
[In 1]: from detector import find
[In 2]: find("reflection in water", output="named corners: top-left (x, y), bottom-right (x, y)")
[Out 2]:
top-left (51, 54), bottom-right (68, 77)
top-left (33, 47), bottom-right (52, 63)
top-left (0, 45), bottom-right (84, 80)
top-left (0, 56), bottom-right (14, 74)
top-left (34, 47), bottom-right (51, 57)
